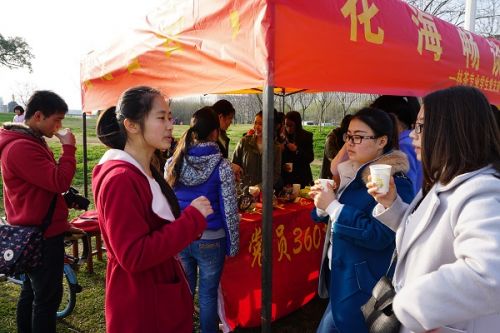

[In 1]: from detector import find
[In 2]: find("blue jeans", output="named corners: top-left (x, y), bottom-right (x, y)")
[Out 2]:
top-left (17, 234), bottom-right (65, 333)
top-left (317, 302), bottom-right (340, 333)
top-left (179, 238), bottom-right (226, 333)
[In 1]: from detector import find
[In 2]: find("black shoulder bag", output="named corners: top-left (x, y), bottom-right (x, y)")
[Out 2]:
top-left (361, 251), bottom-right (401, 333)
top-left (0, 195), bottom-right (58, 275)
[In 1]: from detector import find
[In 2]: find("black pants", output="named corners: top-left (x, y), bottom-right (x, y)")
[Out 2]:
top-left (17, 234), bottom-right (64, 333)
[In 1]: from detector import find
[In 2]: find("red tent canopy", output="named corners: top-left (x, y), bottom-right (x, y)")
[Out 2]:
top-left (80, 0), bottom-right (500, 112)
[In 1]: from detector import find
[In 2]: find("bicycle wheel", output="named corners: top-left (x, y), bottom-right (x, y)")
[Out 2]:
top-left (57, 265), bottom-right (80, 319)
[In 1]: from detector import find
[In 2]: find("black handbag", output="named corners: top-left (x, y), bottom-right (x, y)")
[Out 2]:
top-left (361, 252), bottom-right (401, 333)
top-left (0, 195), bottom-right (58, 275)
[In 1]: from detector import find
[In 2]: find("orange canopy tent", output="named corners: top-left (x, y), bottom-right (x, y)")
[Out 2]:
top-left (80, 0), bottom-right (500, 330)
top-left (80, 0), bottom-right (500, 112)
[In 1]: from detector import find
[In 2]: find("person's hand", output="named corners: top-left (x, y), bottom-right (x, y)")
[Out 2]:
top-left (231, 163), bottom-right (242, 182)
top-left (55, 128), bottom-right (76, 146)
top-left (190, 196), bottom-right (213, 218)
top-left (309, 180), bottom-right (336, 210)
top-left (286, 142), bottom-right (297, 152)
top-left (313, 188), bottom-right (336, 211)
top-left (308, 181), bottom-right (323, 200)
top-left (366, 175), bottom-right (397, 209)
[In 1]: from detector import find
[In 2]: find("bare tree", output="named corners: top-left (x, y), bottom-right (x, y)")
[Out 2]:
top-left (332, 92), bottom-right (369, 121)
top-left (12, 81), bottom-right (38, 107)
top-left (296, 93), bottom-right (316, 121)
top-left (221, 94), bottom-right (262, 124)
top-left (315, 92), bottom-right (334, 132)
top-left (404, 0), bottom-right (499, 37)
top-left (475, 0), bottom-right (500, 37)
top-left (0, 34), bottom-right (34, 72)
top-left (285, 93), bottom-right (299, 114)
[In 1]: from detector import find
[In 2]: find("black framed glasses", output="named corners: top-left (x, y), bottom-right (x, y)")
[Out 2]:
top-left (411, 122), bottom-right (424, 134)
top-left (343, 133), bottom-right (378, 144)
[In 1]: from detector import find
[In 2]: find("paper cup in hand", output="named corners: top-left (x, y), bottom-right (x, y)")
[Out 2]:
top-left (56, 129), bottom-right (68, 136)
top-left (248, 186), bottom-right (260, 197)
top-left (318, 179), bottom-right (335, 192)
top-left (369, 164), bottom-right (392, 194)
top-left (285, 162), bottom-right (293, 172)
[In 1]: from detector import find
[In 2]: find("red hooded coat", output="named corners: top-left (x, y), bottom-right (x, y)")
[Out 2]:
top-left (0, 125), bottom-right (76, 237)
top-left (92, 158), bottom-right (206, 333)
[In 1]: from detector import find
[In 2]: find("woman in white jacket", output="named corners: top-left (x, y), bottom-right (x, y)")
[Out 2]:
top-left (367, 86), bottom-right (500, 333)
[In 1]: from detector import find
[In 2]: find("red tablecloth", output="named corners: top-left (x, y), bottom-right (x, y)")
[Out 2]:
top-left (219, 198), bottom-right (326, 330)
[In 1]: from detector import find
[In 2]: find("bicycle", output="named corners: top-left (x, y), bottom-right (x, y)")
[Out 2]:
top-left (0, 232), bottom-right (84, 319)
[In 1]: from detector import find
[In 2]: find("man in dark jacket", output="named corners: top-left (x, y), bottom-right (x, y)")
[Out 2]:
top-left (0, 90), bottom-right (76, 333)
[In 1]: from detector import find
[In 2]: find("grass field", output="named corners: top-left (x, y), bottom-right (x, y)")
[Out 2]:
top-left (0, 112), bottom-right (331, 332)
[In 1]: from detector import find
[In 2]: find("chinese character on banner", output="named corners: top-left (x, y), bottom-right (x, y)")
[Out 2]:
top-left (341, 0), bottom-right (384, 44)
top-left (248, 227), bottom-right (262, 268)
top-left (458, 29), bottom-right (480, 71)
top-left (275, 225), bottom-right (292, 262)
top-left (163, 38), bottom-right (183, 57)
top-left (410, 7), bottom-right (443, 61)
top-left (486, 40), bottom-right (500, 77)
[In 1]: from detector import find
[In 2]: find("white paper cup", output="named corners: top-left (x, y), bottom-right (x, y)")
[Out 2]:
top-left (285, 162), bottom-right (293, 172)
top-left (369, 164), bottom-right (392, 194)
top-left (292, 184), bottom-right (301, 196)
top-left (56, 128), bottom-right (68, 136)
top-left (318, 178), bottom-right (335, 192)
top-left (248, 186), bottom-right (260, 197)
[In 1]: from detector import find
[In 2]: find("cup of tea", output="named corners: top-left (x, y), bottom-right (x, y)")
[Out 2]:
top-left (318, 179), bottom-right (335, 192)
top-left (369, 164), bottom-right (392, 194)
top-left (248, 185), bottom-right (260, 198)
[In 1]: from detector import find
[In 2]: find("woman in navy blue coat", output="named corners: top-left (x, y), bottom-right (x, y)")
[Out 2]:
top-left (310, 107), bottom-right (415, 333)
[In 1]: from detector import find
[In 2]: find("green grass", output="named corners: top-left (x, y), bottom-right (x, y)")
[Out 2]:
top-left (0, 113), bottom-right (332, 332)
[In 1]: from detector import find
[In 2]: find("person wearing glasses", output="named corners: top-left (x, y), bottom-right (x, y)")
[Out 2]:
top-left (309, 107), bottom-right (415, 333)
top-left (367, 86), bottom-right (500, 333)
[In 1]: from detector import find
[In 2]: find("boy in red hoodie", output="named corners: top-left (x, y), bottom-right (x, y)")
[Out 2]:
top-left (0, 90), bottom-right (76, 333)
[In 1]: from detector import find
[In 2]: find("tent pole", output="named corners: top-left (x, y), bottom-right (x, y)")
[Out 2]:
top-left (82, 112), bottom-right (88, 198)
top-left (464, 0), bottom-right (477, 32)
top-left (262, 0), bottom-right (275, 330)
top-left (261, 85), bottom-right (274, 333)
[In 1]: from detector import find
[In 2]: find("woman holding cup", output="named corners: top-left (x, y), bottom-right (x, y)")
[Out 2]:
top-left (309, 107), bottom-right (415, 333)
top-left (367, 86), bottom-right (500, 333)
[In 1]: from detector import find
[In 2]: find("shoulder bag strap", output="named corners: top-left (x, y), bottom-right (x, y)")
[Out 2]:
top-left (386, 250), bottom-right (398, 277)
top-left (40, 194), bottom-right (59, 233)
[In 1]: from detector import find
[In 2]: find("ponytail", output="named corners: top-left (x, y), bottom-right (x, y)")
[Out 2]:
top-left (166, 107), bottom-right (219, 186)
top-left (166, 128), bottom-right (193, 186)
top-left (386, 112), bottom-right (400, 152)
top-left (96, 106), bottom-right (126, 149)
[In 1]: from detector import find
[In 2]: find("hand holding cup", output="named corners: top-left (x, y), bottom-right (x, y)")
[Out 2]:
top-left (366, 175), bottom-right (398, 209)
top-left (55, 128), bottom-right (76, 146)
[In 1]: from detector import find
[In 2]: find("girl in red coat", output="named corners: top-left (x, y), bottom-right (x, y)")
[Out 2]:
top-left (92, 86), bottom-right (211, 333)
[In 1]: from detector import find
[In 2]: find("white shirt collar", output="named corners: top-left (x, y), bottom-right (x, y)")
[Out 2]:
top-left (99, 149), bottom-right (175, 222)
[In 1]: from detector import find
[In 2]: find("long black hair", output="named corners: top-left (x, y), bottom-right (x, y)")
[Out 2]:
top-left (96, 86), bottom-right (180, 217)
top-left (350, 107), bottom-right (399, 153)
top-left (421, 86), bottom-right (500, 193)
top-left (166, 106), bottom-right (219, 186)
